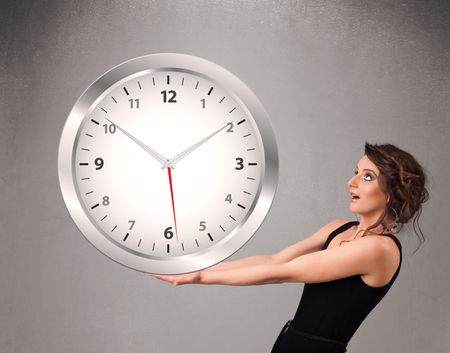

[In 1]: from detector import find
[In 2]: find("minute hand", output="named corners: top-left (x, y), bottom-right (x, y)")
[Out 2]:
top-left (162, 123), bottom-right (228, 169)
top-left (106, 118), bottom-right (168, 167)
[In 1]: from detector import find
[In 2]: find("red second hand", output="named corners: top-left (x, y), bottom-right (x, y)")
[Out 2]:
top-left (166, 161), bottom-right (179, 243)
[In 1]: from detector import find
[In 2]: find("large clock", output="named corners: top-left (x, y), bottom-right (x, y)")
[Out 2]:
top-left (58, 53), bottom-right (278, 274)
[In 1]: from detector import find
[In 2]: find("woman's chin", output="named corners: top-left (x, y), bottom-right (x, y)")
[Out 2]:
top-left (349, 203), bottom-right (360, 212)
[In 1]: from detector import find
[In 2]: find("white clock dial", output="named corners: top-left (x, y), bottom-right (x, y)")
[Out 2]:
top-left (59, 53), bottom-right (278, 274)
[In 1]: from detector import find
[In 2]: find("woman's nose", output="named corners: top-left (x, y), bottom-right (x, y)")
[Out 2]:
top-left (347, 175), bottom-right (357, 188)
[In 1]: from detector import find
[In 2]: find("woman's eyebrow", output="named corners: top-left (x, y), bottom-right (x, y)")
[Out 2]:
top-left (356, 165), bottom-right (377, 173)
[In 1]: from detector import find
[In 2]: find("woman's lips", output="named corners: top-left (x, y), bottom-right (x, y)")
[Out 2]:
top-left (350, 193), bottom-right (360, 202)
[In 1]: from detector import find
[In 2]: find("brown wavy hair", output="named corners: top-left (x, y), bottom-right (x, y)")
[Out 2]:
top-left (348, 142), bottom-right (429, 255)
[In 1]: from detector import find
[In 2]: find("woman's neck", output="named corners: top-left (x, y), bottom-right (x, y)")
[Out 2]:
top-left (356, 213), bottom-right (394, 235)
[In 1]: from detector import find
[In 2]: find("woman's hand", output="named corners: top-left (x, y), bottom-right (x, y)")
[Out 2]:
top-left (145, 271), bottom-right (202, 286)
top-left (145, 262), bottom-right (283, 287)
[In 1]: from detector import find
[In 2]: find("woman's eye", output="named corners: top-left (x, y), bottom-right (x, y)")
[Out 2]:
top-left (354, 171), bottom-right (373, 181)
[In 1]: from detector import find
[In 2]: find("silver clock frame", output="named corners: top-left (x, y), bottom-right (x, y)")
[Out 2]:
top-left (58, 53), bottom-right (278, 274)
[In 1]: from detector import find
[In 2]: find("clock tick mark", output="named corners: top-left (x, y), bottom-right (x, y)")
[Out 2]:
top-left (247, 177), bottom-right (255, 181)
top-left (90, 119), bottom-right (100, 125)
top-left (219, 96), bottom-right (225, 103)
top-left (123, 87), bottom-right (129, 95)
top-left (138, 81), bottom-right (142, 89)
top-left (81, 177), bottom-right (90, 180)
top-left (248, 162), bottom-right (257, 166)
top-left (195, 239), bottom-right (199, 247)
top-left (243, 191), bottom-right (252, 195)
top-left (91, 203), bottom-right (99, 209)
top-left (112, 225), bottom-right (117, 232)
top-left (101, 107), bottom-right (107, 114)
top-left (237, 119), bottom-right (246, 125)
top-left (237, 203), bottom-right (246, 210)
top-left (167, 75), bottom-right (170, 85)
top-left (85, 191), bottom-right (93, 195)
top-left (167, 244), bottom-right (170, 253)
top-left (219, 225), bottom-right (225, 232)
top-left (208, 233), bottom-right (214, 241)
top-left (229, 215), bottom-right (236, 221)
top-left (152, 242), bottom-right (155, 251)
top-left (243, 133), bottom-right (251, 138)
top-left (247, 148), bottom-right (255, 151)
top-left (195, 81), bottom-right (199, 89)
top-left (138, 239), bottom-right (142, 247)
top-left (207, 87), bottom-right (214, 95)
top-left (152, 77), bottom-right (155, 86)
top-left (101, 215), bottom-right (108, 221)
top-left (123, 233), bottom-right (129, 241)
top-left (229, 107), bottom-right (236, 114)
top-left (81, 148), bottom-right (90, 151)
top-left (79, 162), bottom-right (88, 166)
top-left (85, 133), bottom-right (94, 138)
top-left (181, 77), bottom-right (184, 86)
top-left (111, 96), bottom-right (117, 103)
top-left (181, 242), bottom-right (185, 251)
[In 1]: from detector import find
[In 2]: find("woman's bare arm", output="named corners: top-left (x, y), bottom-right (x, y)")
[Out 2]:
top-left (147, 220), bottom-right (362, 286)
top-left (202, 255), bottom-right (273, 272)
top-left (202, 219), bottom-right (345, 272)
top-left (270, 219), bottom-right (346, 263)
top-left (199, 236), bottom-right (387, 286)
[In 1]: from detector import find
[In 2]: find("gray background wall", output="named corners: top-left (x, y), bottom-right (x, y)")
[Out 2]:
top-left (1, 1), bottom-right (449, 352)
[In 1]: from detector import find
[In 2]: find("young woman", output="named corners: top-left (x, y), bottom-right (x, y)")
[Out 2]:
top-left (147, 142), bottom-right (429, 353)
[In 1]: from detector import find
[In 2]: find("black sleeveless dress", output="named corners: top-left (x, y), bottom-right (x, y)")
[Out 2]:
top-left (271, 221), bottom-right (402, 353)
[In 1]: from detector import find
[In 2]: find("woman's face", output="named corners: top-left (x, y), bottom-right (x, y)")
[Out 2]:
top-left (347, 155), bottom-right (388, 216)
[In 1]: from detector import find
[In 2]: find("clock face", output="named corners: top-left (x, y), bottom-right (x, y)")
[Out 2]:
top-left (58, 53), bottom-right (278, 274)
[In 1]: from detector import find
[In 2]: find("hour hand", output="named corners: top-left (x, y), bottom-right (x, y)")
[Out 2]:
top-left (105, 118), bottom-right (169, 167)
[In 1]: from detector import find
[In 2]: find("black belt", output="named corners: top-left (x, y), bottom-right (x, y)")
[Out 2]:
top-left (272, 319), bottom-right (348, 352)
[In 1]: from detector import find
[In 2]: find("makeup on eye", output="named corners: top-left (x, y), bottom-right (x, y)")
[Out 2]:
top-left (353, 170), bottom-right (374, 181)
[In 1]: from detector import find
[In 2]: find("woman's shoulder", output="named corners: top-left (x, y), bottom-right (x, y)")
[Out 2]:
top-left (327, 219), bottom-right (355, 232)
top-left (318, 219), bottom-right (354, 243)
